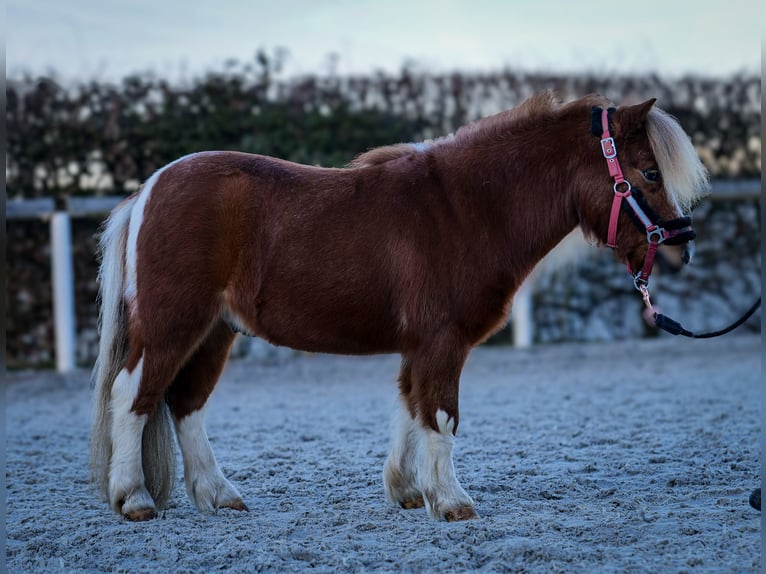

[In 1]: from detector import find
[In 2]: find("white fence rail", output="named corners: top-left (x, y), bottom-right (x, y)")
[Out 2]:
top-left (6, 180), bottom-right (761, 371)
top-left (8, 196), bottom-right (125, 372)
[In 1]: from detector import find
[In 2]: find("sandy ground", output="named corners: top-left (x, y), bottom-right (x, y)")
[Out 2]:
top-left (5, 334), bottom-right (762, 573)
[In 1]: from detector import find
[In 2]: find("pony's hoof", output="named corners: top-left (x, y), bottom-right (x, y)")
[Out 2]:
top-left (444, 505), bottom-right (479, 522)
top-left (400, 496), bottom-right (425, 510)
top-left (221, 499), bottom-right (249, 512)
top-left (123, 507), bottom-right (158, 521)
top-left (113, 486), bottom-right (157, 521)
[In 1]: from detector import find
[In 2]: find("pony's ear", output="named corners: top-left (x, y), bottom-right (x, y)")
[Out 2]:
top-left (615, 98), bottom-right (656, 136)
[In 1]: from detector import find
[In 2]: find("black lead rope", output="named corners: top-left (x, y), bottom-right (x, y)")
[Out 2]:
top-left (653, 297), bottom-right (762, 338)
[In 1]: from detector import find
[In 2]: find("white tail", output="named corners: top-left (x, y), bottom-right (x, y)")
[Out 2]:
top-left (90, 194), bottom-right (177, 510)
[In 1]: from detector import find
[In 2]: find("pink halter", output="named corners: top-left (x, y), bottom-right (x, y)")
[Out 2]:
top-left (597, 108), bottom-right (694, 289)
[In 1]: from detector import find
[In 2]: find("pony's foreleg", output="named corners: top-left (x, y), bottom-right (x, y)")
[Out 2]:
top-left (385, 343), bottom-right (477, 521)
top-left (108, 358), bottom-right (157, 520)
top-left (384, 360), bottom-right (425, 509)
top-left (384, 398), bottom-right (426, 509)
top-left (412, 406), bottom-right (477, 521)
top-left (167, 321), bottom-right (246, 513)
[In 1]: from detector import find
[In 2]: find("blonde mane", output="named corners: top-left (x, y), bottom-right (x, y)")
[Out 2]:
top-left (646, 108), bottom-right (710, 212)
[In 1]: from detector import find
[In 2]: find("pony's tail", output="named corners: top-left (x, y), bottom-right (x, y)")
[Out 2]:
top-left (90, 195), bottom-right (177, 510)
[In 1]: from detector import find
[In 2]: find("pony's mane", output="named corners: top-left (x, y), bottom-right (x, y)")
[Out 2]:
top-left (449, 92), bottom-right (612, 146)
top-left (347, 143), bottom-right (433, 168)
top-left (348, 91), bottom-right (598, 168)
top-left (646, 108), bottom-right (710, 212)
top-left (349, 93), bottom-right (710, 214)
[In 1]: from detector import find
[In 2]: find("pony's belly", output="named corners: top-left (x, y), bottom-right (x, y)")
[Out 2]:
top-left (235, 298), bottom-right (402, 356)
top-left (256, 319), bottom-right (400, 356)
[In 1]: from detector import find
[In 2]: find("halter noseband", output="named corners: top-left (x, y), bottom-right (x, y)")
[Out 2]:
top-left (592, 107), bottom-right (695, 290)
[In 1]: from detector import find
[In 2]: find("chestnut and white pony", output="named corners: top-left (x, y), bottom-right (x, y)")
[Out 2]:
top-left (90, 92), bottom-right (708, 521)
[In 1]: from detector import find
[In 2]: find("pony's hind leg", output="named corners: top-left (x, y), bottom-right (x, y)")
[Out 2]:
top-left (109, 304), bottom-right (222, 520)
top-left (108, 357), bottom-right (157, 521)
top-left (167, 321), bottom-right (247, 513)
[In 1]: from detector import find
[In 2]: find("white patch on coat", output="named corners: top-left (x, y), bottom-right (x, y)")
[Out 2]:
top-left (409, 142), bottom-right (431, 153)
top-left (408, 134), bottom-right (455, 154)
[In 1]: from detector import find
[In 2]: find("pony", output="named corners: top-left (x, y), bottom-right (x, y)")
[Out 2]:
top-left (90, 91), bottom-right (708, 522)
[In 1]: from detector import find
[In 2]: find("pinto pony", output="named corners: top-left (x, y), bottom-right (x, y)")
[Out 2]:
top-left (91, 92), bottom-right (708, 522)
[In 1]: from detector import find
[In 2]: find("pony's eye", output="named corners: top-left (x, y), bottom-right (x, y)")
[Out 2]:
top-left (641, 169), bottom-right (660, 183)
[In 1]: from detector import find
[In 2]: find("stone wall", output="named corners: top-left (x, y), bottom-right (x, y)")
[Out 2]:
top-left (529, 197), bottom-right (761, 344)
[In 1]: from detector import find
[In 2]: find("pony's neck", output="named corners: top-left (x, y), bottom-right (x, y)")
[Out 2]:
top-left (436, 112), bottom-right (586, 285)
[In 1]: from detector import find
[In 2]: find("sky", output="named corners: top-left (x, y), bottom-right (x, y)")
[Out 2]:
top-left (5, 0), bottom-right (762, 82)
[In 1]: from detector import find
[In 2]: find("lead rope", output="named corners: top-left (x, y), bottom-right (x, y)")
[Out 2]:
top-left (640, 285), bottom-right (761, 338)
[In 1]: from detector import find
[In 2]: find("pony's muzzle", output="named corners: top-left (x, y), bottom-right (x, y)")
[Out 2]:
top-left (681, 240), bottom-right (695, 265)
top-left (661, 217), bottom-right (696, 265)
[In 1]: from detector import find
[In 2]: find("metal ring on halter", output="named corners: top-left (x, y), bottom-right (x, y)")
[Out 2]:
top-left (633, 274), bottom-right (648, 291)
top-left (613, 180), bottom-right (631, 194)
top-left (646, 227), bottom-right (666, 244)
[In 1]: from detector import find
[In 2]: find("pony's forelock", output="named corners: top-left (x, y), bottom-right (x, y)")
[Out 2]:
top-left (646, 108), bottom-right (710, 212)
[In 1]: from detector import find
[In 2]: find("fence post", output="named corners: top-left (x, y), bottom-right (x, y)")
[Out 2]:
top-left (512, 278), bottom-right (534, 348)
top-left (50, 212), bottom-right (77, 372)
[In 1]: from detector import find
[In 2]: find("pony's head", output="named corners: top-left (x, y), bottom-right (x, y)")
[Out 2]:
top-left (577, 98), bottom-right (709, 280)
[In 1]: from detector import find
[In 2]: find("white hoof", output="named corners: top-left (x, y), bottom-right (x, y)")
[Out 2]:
top-left (188, 474), bottom-right (247, 513)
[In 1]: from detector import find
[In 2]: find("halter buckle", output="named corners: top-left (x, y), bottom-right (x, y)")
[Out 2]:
top-left (601, 137), bottom-right (617, 159)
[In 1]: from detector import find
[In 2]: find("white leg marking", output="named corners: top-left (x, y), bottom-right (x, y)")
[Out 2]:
top-left (109, 358), bottom-right (155, 516)
top-left (413, 409), bottom-right (474, 520)
top-left (384, 399), bottom-right (423, 507)
top-left (384, 403), bottom-right (474, 519)
top-left (174, 409), bottom-right (245, 513)
top-left (434, 409), bottom-right (455, 435)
